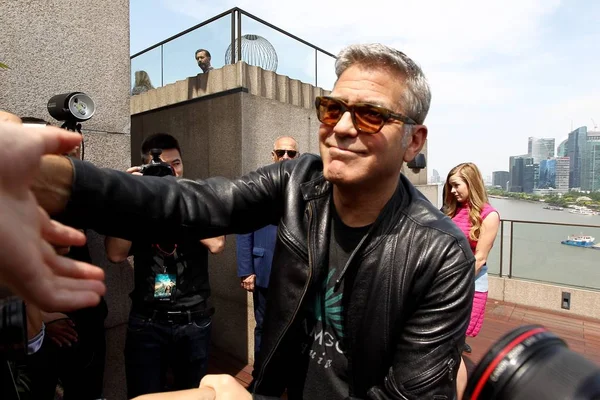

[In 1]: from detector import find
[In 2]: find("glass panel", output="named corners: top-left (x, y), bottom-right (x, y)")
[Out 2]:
top-left (162, 14), bottom-right (232, 87)
top-left (240, 15), bottom-right (316, 86)
top-left (130, 46), bottom-right (162, 94)
top-left (316, 50), bottom-right (336, 91)
top-left (510, 221), bottom-right (600, 289)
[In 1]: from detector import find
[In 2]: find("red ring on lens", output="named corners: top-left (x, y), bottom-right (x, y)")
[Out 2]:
top-left (470, 327), bottom-right (547, 399)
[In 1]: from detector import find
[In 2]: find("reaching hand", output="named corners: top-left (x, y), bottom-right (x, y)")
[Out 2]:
top-left (132, 387), bottom-right (216, 399)
top-left (200, 374), bottom-right (252, 400)
top-left (240, 274), bottom-right (256, 292)
top-left (0, 122), bottom-right (106, 312)
top-left (127, 166), bottom-right (143, 176)
top-left (46, 317), bottom-right (78, 347)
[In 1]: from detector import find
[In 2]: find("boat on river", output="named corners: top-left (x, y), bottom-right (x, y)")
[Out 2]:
top-left (561, 235), bottom-right (600, 250)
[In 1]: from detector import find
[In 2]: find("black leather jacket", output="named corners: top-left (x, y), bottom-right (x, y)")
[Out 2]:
top-left (63, 154), bottom-right (474, 400)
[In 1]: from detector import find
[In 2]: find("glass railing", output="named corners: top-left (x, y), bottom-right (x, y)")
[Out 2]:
top-left (130, 8), bottom-right (336, 95)
top-left (488, 219), bottom-right (600, 290)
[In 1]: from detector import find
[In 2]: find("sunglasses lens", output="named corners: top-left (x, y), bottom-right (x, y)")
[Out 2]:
top-left (275, 150), bottom-right (297, 158)
top-left (354, 105), bottom-right (385, 133)
top-left (317, 97), bottom-right (344, 126)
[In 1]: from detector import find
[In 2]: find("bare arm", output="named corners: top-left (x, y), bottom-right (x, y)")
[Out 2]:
top-left (474, 211), bottom-right (500, 273)
top-left (200, 236), bottom-right (226, 254)
top-left (105, 236), bottom-right (132, 263)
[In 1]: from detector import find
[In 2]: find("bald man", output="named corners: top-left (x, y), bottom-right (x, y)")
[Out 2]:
top-left (271, 136), bottom-right (299, 162)
top-left (237, 136), bottom-right (299, 363)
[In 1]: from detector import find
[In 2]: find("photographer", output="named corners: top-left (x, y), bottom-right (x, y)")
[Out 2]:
top-left (104, 133), bottom-right (225, 398)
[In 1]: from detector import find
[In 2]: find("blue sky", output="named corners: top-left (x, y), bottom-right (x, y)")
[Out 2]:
top-left (130, 0), bottom-right (600, 181)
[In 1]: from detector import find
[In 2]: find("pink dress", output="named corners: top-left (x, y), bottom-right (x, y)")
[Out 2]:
top-left (451, 203), bottom-right (498, 337)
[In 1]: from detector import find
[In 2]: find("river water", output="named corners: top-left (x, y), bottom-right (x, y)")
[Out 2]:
top-left (485, 198), bottom-right (600, 290)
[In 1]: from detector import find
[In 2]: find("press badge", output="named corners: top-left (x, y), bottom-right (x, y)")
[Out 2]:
top-left (154, 273), bottom-right (176, 301)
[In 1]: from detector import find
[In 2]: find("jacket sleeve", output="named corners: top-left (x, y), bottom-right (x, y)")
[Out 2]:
top-left (368, 256), bottom-right (475, 400)
top-left (60, 159), bottom-right (288, 243)
top-left (236, 233), bottom-right (255, 278)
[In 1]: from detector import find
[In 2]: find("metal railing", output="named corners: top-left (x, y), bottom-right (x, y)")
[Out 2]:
top-left (490, 218), bottom-right (600, 290)
top-left (130, 7), bottom-right (336, 91)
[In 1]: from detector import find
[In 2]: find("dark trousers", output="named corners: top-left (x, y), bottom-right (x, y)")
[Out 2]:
top-left (125, 311), bottom-right (212, 398)
top-left (253, 286), bottom-right (268, 361)
top-left (27, 320), bottom-right (106, 400)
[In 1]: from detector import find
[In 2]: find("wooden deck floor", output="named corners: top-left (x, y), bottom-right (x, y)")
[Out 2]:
top-left (208, 299), bottom-right (600, 388)
top-left (464, 299), bottom-right (600, 368)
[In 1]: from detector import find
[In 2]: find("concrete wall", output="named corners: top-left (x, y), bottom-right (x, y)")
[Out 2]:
top-left (130, 63), bottom-right (434, 366)
top-left (130, 88), bottom-right (324, 364)
top-left (489, 276), bottom-right (600, 320)
top-left (1, 2), bottom-right (132, 399)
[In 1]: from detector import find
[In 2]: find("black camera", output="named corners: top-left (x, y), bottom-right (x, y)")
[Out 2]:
top-left (465, 324), bottom-right (600, 400)
top-left (140, 148), bottom-right (174, 177)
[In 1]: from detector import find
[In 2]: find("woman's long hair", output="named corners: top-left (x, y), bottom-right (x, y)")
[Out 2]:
top-left (134, 70), bottom-right (154, 90)
top-left (443, 162), bottom-right (488, 241)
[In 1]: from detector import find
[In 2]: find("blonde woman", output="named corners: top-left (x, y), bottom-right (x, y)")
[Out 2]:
top-left (131, 70), bottom-right (154, 95)
top-left (443, 162), bottom-right (500, 398)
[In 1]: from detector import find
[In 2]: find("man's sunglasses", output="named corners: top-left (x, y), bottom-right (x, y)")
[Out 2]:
top-left (315, 96), bottom-right (417, 134)
top-left (274, 149), bottom-right (298, 158)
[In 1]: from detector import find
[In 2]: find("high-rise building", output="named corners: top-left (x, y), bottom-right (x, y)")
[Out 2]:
top-left (567, 127), bottom-right (587, 189)
top-left (555, 157), bottom-right (570, 192)
top-left (539, 159), bottom-right (555, 188)
top-left (523, 159), bottom-right (535, 193)
top-left (492, 171), bottom-right (509, 190)
top-left (528, 137), bottom-right (556, 164)
top-left (509, 155), bottom-right (534, 193)
top-left (582, 131), bottom-right (600, 191)
top-left (557, 139), bottom-right (568, 157)
top-left (430, 169), bottom-right (441, 184)
top-left (533, 163), bottom-right (540, 189)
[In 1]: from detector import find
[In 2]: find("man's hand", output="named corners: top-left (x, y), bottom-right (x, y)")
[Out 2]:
top-left (240, 274), bottom-right (256, 292)
top-left (200, 374), bottom-right (252, 400)
top-left (46, 318), bottom-right (78, 347)
top-left (127, 166), bottom-right (143, 176)
top-left (0, 122), bottom-right (106, 312)
top-left (132, 388), bottom-right (216, 400)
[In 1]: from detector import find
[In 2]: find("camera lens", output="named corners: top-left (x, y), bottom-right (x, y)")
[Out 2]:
top-left (464, 325), bottom-right (600, 400)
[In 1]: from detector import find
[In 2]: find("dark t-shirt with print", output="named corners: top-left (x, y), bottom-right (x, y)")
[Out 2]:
top-left (288, 208), bottom-right (370, 399)
top-left (129, 239), bottom-right (211, 312)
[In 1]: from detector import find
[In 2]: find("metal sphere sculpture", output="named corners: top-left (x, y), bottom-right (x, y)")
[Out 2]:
top-left (225, 34), bottom-right (278, 72)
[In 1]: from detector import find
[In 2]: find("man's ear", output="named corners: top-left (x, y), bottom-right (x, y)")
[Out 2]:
top-left (402, 125), bottom-right (428, 163)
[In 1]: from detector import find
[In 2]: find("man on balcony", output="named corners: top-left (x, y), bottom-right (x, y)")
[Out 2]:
top-left (195, 49), bottom-right (214, 73)
top-left (33, 43), bottom-right (474, 399)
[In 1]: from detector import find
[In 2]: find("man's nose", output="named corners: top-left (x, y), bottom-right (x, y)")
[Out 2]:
top-left (333, 112), bottom-right (358, 137)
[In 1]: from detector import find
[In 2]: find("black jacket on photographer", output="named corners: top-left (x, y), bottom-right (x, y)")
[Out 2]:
top-left (129, 240), bottom-right (211, 313)
top-left (61, 154), bottom-right (475, 400)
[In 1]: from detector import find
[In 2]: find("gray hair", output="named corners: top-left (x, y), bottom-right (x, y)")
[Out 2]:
top-left (335, 44), bottom-right (431, 125)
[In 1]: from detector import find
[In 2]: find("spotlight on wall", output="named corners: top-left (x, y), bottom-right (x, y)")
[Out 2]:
top-left (47, 92), bottom-right (95, 131)
top-left (407, 153), bottom-right (426, 174)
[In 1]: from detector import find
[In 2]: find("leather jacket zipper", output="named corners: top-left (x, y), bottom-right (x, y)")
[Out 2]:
top-left (253, 203), bottom-right (315, 390)
top-left (401, 357), bottom-right (456, 393)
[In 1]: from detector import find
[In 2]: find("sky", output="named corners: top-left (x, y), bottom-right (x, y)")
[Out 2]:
top-left (130, 0), bottom-right (600, 180)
